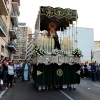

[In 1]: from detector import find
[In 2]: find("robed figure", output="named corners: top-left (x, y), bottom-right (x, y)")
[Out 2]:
top-left (47, 22), bottom-right (61, 50)
top-left (22, 60), bottom-right (30, 81)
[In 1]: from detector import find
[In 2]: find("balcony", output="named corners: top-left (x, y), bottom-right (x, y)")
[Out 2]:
top-left (0, 17), bottom-right (7, 37)
top-left (8, 41), bottom-right (17, 51)
top-left (12, 0), bottom-right (20, 15)
top-left (12, 0), bottom-right (20, 5)
top-left (11, 12), bottom-right (18, 27)
top-left (0, 0), bottom-right (9, 15)
top-left (9, 27), bottom-right (18, 40)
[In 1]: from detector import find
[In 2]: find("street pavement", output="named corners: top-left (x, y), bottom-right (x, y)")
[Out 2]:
top-left (0, 78), bottom-right (100, 100)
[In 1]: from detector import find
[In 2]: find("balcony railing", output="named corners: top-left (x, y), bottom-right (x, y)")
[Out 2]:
top-left (8, 41), bottom-right (17, 50)
top-left (0, 0), bottom-right (9, 15)
top-left (9, 23), bottom-right (18, 39)
top-left (4, 0), bottom-right (9, 11)
top-left (11, 11), bottom-right (18, 27)
top-left (12, 0), bottom-right (19, 2)
top-left (11, 11), bottom-right (18, 16)
top-left (0, 17), bottom-right (7, 36)
top-left (12, 0), bottom-right (20, 15)
top-left (14, 27), bottom-right (18, 38)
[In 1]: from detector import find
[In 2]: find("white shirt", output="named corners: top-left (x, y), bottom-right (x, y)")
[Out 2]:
top-left (87, 65), bottom-right (91, 71)
top-left (81, 66), bottom-right (84, 71)
top-left (8, 65), bottom-right (14, 75)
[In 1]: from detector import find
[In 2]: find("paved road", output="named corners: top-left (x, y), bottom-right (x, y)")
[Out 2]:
top-left (0, 78), bottom-right (100, 100)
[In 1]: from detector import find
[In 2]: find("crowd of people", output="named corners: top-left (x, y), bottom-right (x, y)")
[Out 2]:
top-left (0, 57), bottom-right (33, 90)
top-left (80, 61), bottom-right (100, 81)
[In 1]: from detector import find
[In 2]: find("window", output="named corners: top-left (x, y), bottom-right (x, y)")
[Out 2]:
top-left (1, 45), bottom-right (4, 53)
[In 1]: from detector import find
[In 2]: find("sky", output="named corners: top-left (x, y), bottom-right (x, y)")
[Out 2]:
top-left (18, 0), bottom-right (100, 40)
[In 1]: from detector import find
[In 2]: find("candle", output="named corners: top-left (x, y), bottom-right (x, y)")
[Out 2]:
top-left (60, 27), bottom-right (61, 43)
top-left (47, 37), bottom-right (48, 53)
top-left (43, 35), bottom-right (44, 49)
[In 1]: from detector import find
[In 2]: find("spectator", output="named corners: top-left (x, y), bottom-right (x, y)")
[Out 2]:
top-left (7, 61), bottom-right (14, 88)
top-left (0, 60), bottom-right (3, 79)
top-left (16, 61), bottom-right (21, 78)
top-left (84, 62), bottom-right (88, 78)
top-left (98, 64), bottom-right (100, 81)
top-left (80, 63), bottom-right (84, 78)
top-left (87, 63), bottom-right (91, 78)
top-left (91, 63), bottom-right (96, 81)
top-left (2, 57), bottom-right (8, 87)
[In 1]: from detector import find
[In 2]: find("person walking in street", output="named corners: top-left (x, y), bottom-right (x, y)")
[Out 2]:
top-left (22, 60), bottom-right (30, 81)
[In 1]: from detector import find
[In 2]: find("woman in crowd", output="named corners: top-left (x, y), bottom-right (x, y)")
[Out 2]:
top-left (7, 61), bottom-right (14, 88)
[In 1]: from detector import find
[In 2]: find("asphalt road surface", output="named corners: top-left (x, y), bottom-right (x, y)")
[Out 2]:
top-left (0, 78), bottom-right (100, 100)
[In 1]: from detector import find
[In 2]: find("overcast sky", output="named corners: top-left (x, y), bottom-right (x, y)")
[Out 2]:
top-left (18, 0), bottom-right (100, 40)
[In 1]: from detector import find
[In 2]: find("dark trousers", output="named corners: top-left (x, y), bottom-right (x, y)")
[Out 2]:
top-left (7, 75), bottom-right (14, 87)
top-left (81, 69), bottom-right (84, 78)
top-left (98, 72), bottom-right (100, 81)
top-left (92, 72), bottom-right (96, 81)
top-left (2, 71), bottom-right (8, 87)
top-left (16, 69), bottom-right (21, 78)
top-left (88, 71), bottom-right (91, 78)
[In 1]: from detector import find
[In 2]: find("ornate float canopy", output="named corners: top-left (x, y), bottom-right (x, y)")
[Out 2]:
top-left (35, 6), bottom-right (78, 31)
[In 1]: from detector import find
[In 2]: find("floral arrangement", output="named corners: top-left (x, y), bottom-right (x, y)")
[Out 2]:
top-left (32, 45), bottom-right (46, 56)
top-left (51, 49), bottom-right (68, 56)
top-left (51, 49), bottom-right (59, 56)
top-left (72, 48), bottom-right (83, 57)
top-left (61, 51), bottom-right (68, 56)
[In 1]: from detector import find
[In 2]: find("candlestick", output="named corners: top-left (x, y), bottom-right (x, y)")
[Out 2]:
top-left (43, 35), bottom-right (44, 50)
top-left (60, 27), bottom-right (61, 43)
top-left (51, 37), bottom-right (52, 52)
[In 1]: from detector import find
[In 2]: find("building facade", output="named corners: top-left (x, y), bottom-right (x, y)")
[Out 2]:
top-left (26, 38), bottom-right (34, 60)
top-left (0, 0), bottom-right (20, 60)
top-left (94, 41), bottom-right (100, 50)
top-left (76, 27), bottom-right (94, 63)
top-left (13, 24), bottom-right (32, 60)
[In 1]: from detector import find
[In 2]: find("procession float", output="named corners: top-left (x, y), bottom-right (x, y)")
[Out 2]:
top-left (32, 6), bottom-right (82, 91)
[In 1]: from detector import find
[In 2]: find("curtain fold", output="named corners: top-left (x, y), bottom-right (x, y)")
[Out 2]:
top-left (32, 63), bottom-right (80, 85)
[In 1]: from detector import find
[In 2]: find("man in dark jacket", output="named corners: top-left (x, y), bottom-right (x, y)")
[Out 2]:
top-left (91, 63), bottom-right (96, 81)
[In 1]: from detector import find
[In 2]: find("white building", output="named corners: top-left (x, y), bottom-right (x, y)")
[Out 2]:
top-left (93, 49), bottom-right (100, 64)
top-left (65, 27), bottom-right (94, 63)
top-left (58, 27), bottom-right (94, 62)
top-left (57, 27), bottom-right (94, 63)
top-left (77, 27), bottom-right (94, 62)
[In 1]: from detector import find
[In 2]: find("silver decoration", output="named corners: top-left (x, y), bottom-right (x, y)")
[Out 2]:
top-left (33, 54), bottom-right (80, 65)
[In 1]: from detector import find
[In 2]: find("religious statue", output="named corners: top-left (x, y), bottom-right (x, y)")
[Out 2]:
top-left (47, 22), bottom-right (61, 50)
